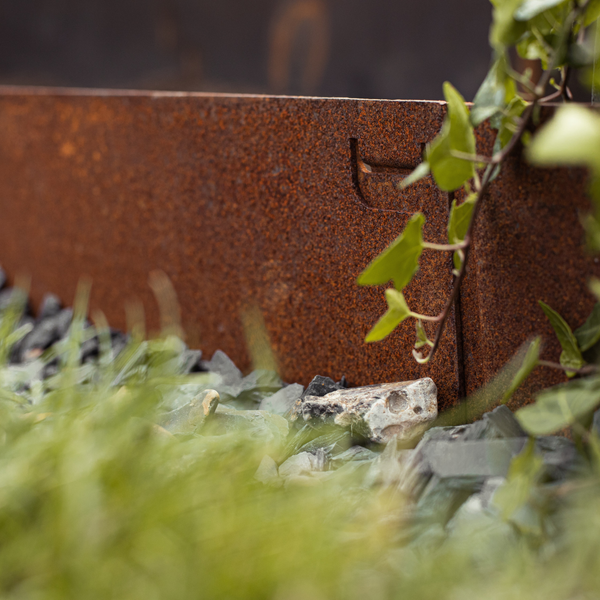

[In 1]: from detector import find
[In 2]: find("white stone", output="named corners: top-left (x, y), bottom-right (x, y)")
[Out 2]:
top-left (296, 378), bottom-right (438, 444)
top-left (278, 451), bottom-right (327, 479)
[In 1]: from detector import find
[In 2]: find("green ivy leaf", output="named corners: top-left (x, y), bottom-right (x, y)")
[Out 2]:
top-left (365, 289), bottom-right (412, 342)
top-left (539, 301), bottom-right (585, 376)
top-left (471, 54), bottom-right (516, 126)
top-left (516, 377), bottom-right (600, 435)
top-left (427, 83), bottom-right (476, 192)
top-left (398, 162), bottom-right (430, 191)
top-left (357, 213), bottom-right (425, 290)
top-left (447, 192), bottom-right (477, 270)
top-left (574, 303), bottom-right (600, 352)
top-left (514, 0), bottom-right (566, 21)
top-left (527, 105), bottom-right (600, 172)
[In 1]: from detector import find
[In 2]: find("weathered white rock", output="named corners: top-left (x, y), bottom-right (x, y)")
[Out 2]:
top-left (294, 378), bottom-right (438, 444)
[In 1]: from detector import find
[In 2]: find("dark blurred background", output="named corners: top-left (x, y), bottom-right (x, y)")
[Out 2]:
top-left (0, 0), bottom-right (499, 100)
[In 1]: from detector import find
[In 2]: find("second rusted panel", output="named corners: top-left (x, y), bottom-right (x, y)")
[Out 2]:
top-left (461, 121), bottom-right (600, 412)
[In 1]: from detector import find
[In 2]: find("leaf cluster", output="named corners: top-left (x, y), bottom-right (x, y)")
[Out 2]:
top-left (356, 0), bottom-right (600, 374)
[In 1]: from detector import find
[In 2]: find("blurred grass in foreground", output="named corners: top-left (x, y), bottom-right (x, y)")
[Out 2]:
top-left (0, 283), bottom-right (598, 599)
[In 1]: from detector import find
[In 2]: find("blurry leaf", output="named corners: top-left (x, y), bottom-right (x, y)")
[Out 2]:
top-left (517, 33), bottom-right (550, 62)
top-left (435, 338), bottom-right (542, 427)
top-left (590, 277), bottom-right (600, 302)
top-left (398, 162), bottom-right (430, 190)
top-left (448, 193), bottom-right (477, 269)
top-left (527, 105), bottom-right (600, 172)
top-left (514, 0), bottom-right (566, 21)
top-left (241, 304), bottom-right (279, 374)
top-left (148, 270), bottom-right (184, 339)
top-left (493, 439), bottom-right (544, 521)
top-left (539, 301), bottom-right (585, 376)
top-left (471, 54), bottom-right (516, 126)
top-left (574, 303), bottom-right (600, 352)
top-left (490, 0), bottom-right (528, 49)
top-left (5, 322), bottom-right (33, 350)
top-left (584, 0), bottom-right (600, 25)
top-left (365, 289), bottom-right (411, 342)
top-left (567, 40), bottom-right (596, 68)
top-left (427, 83), bottom-right (476, 191)
top-left (502, 337), bottom-right (542, 402)
top-left (516, 377), bottom-right (600, 435)
top-left (357, 213), bottom-right (425, 290)
top-left (494, 96), bottom-right (527, 152)
top-left (582, 211), bottom-right (600, 253)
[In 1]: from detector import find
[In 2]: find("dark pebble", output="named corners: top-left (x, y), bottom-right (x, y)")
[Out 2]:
top-left (300, 375), bottom-right (344, 400)
top-left (38, 294), bottom-right (62, 319)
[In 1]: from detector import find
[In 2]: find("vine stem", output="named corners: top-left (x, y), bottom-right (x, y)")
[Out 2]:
top-left (421, 2), bottom-right (588, 365)
top-left (422, 241), bottom-right (468, 251)
top-left (537, 360), bottom-right (600, 375)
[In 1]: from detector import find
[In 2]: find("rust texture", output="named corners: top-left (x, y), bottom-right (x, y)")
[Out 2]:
top-left (0, 88), bottom-right (461, 410)
top-left (0, 88), bottom-right (596, 412)
top-left (461, 114), bottom-right (600, 412)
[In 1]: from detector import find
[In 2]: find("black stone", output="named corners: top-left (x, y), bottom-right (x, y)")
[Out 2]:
top-left (38, 294), bottom-right (62, 319)
top-left (482, 405), bottom-right (527, 438)
top-left (16, 309), bottom-right (73, 362)
top-left (110, 330), bottom-right (129, 356)
top-left (179, 349), bottom-right (205, 374)
top-left (300, 375), bottom-right (344, 400)
top-left (42, 358), bottom-right (60, 379)
top-left (80, 336), bottom-right (100, 362)
top-left (421, 405), bottom-right (526, 445)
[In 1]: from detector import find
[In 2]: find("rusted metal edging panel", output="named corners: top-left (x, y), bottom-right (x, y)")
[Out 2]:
top-left (0, 88), bottom-right (462, 410)
top-left (0, 88), bottom-right (596, 412)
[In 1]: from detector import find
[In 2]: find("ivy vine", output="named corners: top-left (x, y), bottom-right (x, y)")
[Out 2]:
top-left (357, 0), bottom-right (600, 437)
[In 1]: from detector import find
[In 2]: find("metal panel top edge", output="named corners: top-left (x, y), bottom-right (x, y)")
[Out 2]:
top-left (0, 84), bottom-right (447, 107)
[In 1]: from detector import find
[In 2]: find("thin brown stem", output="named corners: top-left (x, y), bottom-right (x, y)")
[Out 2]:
top-left (450, 150), bottom-right (495, 164)
top-left (537, 360), bottom-right (600, 375)
top-left (411, 312), bottom-right (443, 323)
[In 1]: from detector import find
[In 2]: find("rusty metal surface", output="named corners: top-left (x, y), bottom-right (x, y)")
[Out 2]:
top-left (461, 117), bottom-right (600, 413)
top-left (0, 88), bottom-right (596, 413)
top-left (0, 87), bottom-right (463, 409)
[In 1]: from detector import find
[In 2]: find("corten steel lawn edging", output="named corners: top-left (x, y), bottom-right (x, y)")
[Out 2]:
top-left (0, 87), bottom-right (596, 413)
